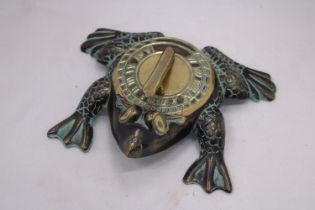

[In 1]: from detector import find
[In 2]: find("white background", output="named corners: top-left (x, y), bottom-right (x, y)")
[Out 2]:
top-left (1, 0), bottom-right (314, 209)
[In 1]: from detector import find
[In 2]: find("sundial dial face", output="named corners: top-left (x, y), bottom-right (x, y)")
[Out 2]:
top-left (112, 37), bottom-right (215, 116)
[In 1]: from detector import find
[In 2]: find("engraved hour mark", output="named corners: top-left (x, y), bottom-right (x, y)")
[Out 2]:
top-left (126, 63), bottom-right (137, 75)
top-left (193, 67), bottom-right (203, 80)
top-left (191, 80), bottom-right (201, 94)
top-left (126, 77), bottom-right (136, 86)
top-left (143, 45), bottom-right (155, 55)
top-left (133, 51), bottom-right (145, 61)
top-left (131, 85), bottom-right (139, 94)
top-left (187, 55), bottom-right (200, 67)
top-left (133, 46), bottom-right (155, 62)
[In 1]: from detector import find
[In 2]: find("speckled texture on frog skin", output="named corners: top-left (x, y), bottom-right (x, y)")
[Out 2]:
top-left (48, 28), bottom-right (276, 194)
top-left (80, 29), bottom-right (164, 71)
top-left (203, 46), bottom-right (276, 101)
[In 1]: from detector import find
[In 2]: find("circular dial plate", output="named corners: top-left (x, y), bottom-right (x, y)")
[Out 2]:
top-left (112, 37), bottom-right (215, 116)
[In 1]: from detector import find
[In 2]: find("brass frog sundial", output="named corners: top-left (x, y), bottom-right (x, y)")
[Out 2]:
top-left (48, 28), bottom-right (276, 193)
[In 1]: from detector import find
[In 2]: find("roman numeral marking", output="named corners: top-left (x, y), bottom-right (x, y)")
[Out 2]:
top-left (126, 77), bottom-right (136, 85)
top-left (193, 68), bottom-right (203, 79)
top-left (191, 80), bottom-right (201, 93)
top-left (133, 51), bottom-right (145, 61)
top-left (187, 55), bottom-right (200, 67)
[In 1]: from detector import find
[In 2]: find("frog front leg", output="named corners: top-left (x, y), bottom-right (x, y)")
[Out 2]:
top-left (183, 106), bottom-right (232, 193)
top-left (47, 75), bottom-right (111, 151)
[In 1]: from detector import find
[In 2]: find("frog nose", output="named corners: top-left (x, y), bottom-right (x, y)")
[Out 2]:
top-left (123, 129), bottom-right (143, 158)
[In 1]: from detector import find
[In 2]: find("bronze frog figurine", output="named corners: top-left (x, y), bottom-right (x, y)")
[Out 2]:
top-left (48, 28), bottom-right (276, 193)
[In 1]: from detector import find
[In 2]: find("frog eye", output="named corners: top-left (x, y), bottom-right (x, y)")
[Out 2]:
top-left (145, 111), bottom-right (169, 136)
top-left (119, 105), bottom-right (141, 123)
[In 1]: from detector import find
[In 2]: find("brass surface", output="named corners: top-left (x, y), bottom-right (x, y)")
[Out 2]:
top-left (112, 37), bottom-right (215, 116)
top-left (142, 47), bottom-right (175, 97)
top-left (138, 52), bottom-right (192, 96)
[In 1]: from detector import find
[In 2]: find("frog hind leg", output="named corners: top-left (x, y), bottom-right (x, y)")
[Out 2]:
top-left (202, 46), bottom-right (276, 102)
top-left (183, 153), bottom-right (232, 193)
top-left (47, 75), bottom-right (111, 151)
top-left (183, 106), bottom-right (232, 193)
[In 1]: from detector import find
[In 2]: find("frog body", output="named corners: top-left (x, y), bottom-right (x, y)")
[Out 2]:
top-left (48, 28), bottom-right (276, 193)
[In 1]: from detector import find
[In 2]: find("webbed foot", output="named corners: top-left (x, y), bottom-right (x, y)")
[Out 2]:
top-left (183, 153), bottom-right (232, 193)
top-left (47, 112), bottom-right (93, 151)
